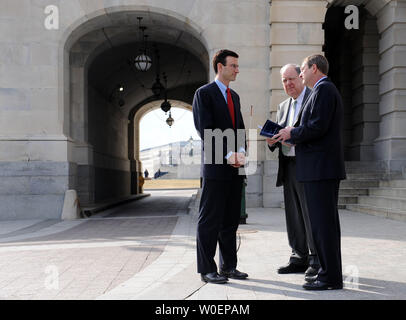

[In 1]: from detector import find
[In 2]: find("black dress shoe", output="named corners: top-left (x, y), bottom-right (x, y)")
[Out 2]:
top-left (277, 263), bottom-right (308, 274)
top-left (303, 280), bottom-right (343, 290)
top-left (220, 268), bottom-right (248, 279)
top-left (304, 274), bottom-right (318, 283)
top-left (305, 266), bottom-right (319, 277)
top-left (201, 272), bottom-right (228, 284)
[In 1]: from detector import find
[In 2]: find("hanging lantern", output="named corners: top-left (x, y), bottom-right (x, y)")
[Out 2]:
top-left (134, 22), bottom-right (152, 72)
top-left (161, 100), bottom-right (171, 113)
top-left (152, 78), bottom-right (165, 96)
top-left (166, 111), bottom-right (174, 127)
top-left (134, 53), bottom-right (152, 72)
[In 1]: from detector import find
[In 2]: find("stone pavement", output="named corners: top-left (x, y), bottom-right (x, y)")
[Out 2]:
top-left (0, 189), bottom-right (405, 300)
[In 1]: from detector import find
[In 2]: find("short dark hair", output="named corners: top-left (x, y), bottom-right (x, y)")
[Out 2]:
top-left (212, 49), bottom-right (239, 74)
top-left (304, 54), bottom-right (329, 75)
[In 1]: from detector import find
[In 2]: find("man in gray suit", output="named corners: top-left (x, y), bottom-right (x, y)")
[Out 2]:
top-left (267, 64), bottom-right (320, 278)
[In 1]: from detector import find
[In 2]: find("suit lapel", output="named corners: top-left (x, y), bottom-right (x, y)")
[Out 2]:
top-left (280, 99), bottom-right (292, 126)
top-left (294, 87), bottom-right (312, 127)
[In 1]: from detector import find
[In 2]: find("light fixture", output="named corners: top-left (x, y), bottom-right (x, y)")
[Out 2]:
top-left (160, 71), bottom-right (171, 113)
top-left (151, 47), bottom-right (164, 97)
top-left (109, 84), bottom-right (125, 106)
top-left (134, 18), bottom-right (152, 72)
top-left (152, 76), bottom-right (164, 97)
top-left (161, 100), bottom-right (171, 113)
top-left (166, 111), bottom-right (174, 127)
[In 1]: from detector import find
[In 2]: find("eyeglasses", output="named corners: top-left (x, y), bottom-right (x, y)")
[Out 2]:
top-left (226, 64), bottom-right (239, 69)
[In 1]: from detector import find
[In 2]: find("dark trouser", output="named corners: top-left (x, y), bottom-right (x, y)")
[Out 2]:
top-left (303, 179), bottom-right (342, 285)
top-left (196, 176), bottom-right (243, 274)
top-left (283, 157), bottom-right (319, 268)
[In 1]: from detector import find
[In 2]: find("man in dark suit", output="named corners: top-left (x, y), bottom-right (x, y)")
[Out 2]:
top-left (274, 54), bottom-right (346, 290)
top-left (192, 49), bottom-right (248, 284)
top-left (267, 64), bottom-right (320, 278)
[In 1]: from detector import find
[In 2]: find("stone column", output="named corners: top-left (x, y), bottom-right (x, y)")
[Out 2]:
top-left (265, 0), bottom-right (326, 207)
top-left (0, 1), bottom-right (71, 219)
top-left (69, 46), bottom-right (95, 204)
top-left (128, 118), bottom-right (140, 195)
top-left (374, 0), bottom-right (406, 172)
top-left (349, 13), bottom-right (380, 161)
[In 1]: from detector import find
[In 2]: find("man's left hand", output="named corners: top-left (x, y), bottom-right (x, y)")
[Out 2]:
top-left (274, 127), bottom-right (293, 144)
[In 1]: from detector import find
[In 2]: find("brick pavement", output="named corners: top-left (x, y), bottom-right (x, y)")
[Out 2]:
top-left (0, 189), bottom-right (405, 300)
top-left (0, 190), bottom-right (194, 300)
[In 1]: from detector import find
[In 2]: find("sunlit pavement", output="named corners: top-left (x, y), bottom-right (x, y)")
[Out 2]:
top-left (0, 189), bottom-right (405, 300)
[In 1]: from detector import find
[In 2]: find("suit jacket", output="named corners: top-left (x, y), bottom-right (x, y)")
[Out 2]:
top-left (193, 81), bottom-right (246, 180)
top-left (269, 87), bottom-right (311, 187)
top-left (290, 78), bottom-right (346, 182)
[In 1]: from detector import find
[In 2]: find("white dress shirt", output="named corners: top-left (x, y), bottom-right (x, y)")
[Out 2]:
top-left (283, 87), bottom-right (306, 157)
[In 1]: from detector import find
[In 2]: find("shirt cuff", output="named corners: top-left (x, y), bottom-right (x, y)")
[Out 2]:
top-left (225, 151), bottom-right (233, 160)
top-left (225, 148), bottom-right (246, 160)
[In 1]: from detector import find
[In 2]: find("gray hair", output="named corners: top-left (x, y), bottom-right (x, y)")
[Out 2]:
top-left (280, 64), bottom-right (301, 76)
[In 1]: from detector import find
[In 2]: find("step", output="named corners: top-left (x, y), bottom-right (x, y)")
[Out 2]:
top-left (340, 180), bottom-right (379, 188)
top-left (338, 196), bottom-right (358, 205)
top-left (380, 179), bottom-right (406, 188)
top-left (345, 173), bottom-right (386, 180)
top-left (344, 161), bottom-right (385, 172)
top-left (368, 187), bottom-right (406, 198)
top-left (346, 204), bottom-right (406, 222)
top-left (358, 195), bottom-right (406, 211)
top-left (339, 188), bottom-right (368, 196)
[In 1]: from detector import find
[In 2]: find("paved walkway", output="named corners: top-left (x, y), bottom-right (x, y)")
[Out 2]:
top-left (0, 189), bottom-right (405, 300)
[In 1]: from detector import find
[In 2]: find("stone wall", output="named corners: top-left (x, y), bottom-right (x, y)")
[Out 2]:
top-left (0, 0), bottom-right (405, 218)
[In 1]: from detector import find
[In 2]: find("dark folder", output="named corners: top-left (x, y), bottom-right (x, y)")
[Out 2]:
top-left (260, 120), bottom-right (294, 144)
top-left (259, 120), bottom-right (283, 138)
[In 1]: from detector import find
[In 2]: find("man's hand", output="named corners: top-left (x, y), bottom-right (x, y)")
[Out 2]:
top-left (266, 137), bottom-right (278, 146)
top-left (273, 127), bottom-right (294, 146)
top-left (236, 152), bottom-right (246, 166)
top-left (227, 152), bottom-right (245, 168)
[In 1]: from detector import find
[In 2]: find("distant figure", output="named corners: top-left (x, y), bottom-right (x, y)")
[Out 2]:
top-left (138, 174), bottom-right (144, 193)
top-left (144, 169), bottom-right (149, 178)
top-left (154, 169), bottom-right (161, 179)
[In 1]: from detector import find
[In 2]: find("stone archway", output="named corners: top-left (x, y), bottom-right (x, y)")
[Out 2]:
top-left (324, 4), bottom-right (380, 161)
top-left (61, 8), bottom-right (209, 205)
top-left (130, 100), bottom-right (194, 193)
top-left (324, 0), bottom-right (406, 172)
top-left (133, 100), bottom-right (192, 161)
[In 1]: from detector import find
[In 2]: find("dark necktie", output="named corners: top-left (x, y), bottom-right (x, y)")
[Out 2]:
top-left (226, 88), bottom-right (235, 128)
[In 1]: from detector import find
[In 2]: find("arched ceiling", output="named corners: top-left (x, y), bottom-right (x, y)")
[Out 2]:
top-left (68, 10), bottom-right (209, 117)
top-left (88, 40), bottom-right (207, 116)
